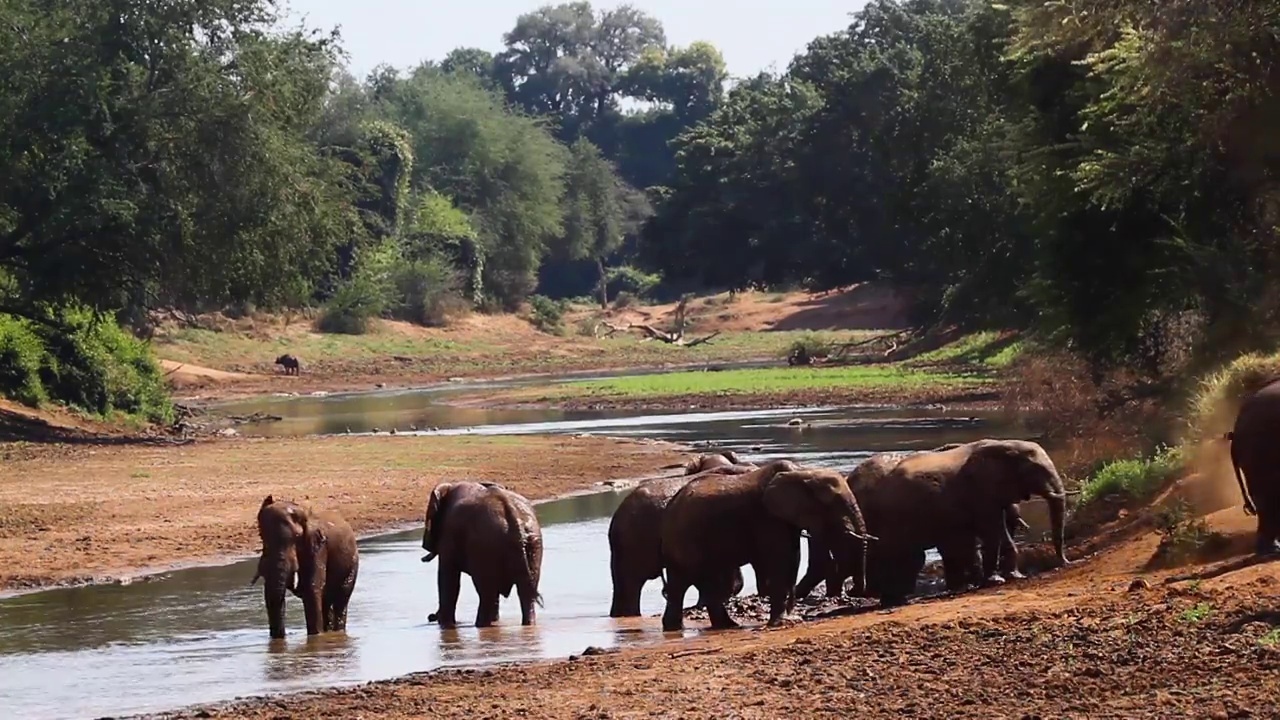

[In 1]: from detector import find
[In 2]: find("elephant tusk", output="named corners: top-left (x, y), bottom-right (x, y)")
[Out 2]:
top-left (847, 531), bottom-right (879, 542)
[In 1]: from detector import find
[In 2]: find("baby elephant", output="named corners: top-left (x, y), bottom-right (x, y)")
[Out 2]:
top-left (421, 481), bottom-right (544, 628)
top-left (274, 354), bottom-right (301, 375)
top-left (251, 495), bottom-right (359, 639)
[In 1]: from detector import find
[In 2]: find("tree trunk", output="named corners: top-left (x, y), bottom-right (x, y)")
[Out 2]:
top-left (597, 257), bottom-right (608, 308)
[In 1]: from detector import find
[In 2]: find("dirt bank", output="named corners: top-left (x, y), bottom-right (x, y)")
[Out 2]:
top-left (0, 434), bottom-right (685, 592)
top-left (151, 503), bottom-right (1280, 720)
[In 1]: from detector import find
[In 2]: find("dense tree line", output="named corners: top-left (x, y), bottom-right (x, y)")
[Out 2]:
top-left (646, 0), bottom-right (1280, 370)
top-left (3, 0), bottom-right (1278, 419)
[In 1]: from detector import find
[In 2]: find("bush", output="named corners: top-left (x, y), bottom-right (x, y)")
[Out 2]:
top-left (389, 255), bottom-right (464, 327)
top-left (605, 266), bottom-right (661, 300)
top-left (1186, 352), bottom-right (1280, 446)
top-left (612, 291), bottom-right (638, 309)
top-left (317, 275), bottom-right (387, 335)
top-left (1149, 499), bottom-right (1229, 568)
top-left (0, 316), bottom-right (46, 406)
top-left (783, 333), bottom-right (833, 365)
top-left (1078, 445), bottom-right (1184, 506)
top-left (527, 294), bottom-right (568, 334)
top-left (0, 306), bottom-right (173, 422)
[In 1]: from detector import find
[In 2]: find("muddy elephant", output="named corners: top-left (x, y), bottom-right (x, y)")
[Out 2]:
top-left (608, 461), bottom-right (757, 617)
top-left (421, 481), bottom-right (544, 628)
top-left (659, 460), bottom-right (874, 631)
top-left (855, 439), bottom-right (1069, 607)
top-left (1228, 379), bottom-right (1280, 555)
top-left (251, 495), bottom-right (359, 639)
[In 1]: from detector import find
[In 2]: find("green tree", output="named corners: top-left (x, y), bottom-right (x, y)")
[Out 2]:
top-left (0, 0), bottom-right (355, 323)
top-left (560, 139), bottom-right (650, 306)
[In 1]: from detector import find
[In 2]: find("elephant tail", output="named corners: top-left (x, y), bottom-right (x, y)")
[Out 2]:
top-left (1227, 431), bottom-right (1258, 516)
top-left (503, 499), bottom-right (544, 608)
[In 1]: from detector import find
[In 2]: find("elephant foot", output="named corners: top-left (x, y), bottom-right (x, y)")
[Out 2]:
top-left (980, 574), bottom-right (1007, 588)
top-left (1005, 569), bottom-right (1027, 581)
top-left (1255, 538), bottom-right (1280, 557)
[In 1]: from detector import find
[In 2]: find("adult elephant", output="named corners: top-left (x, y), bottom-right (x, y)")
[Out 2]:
top-left (421, 481), bottom-right (544, 628)
top-left (1228, 379), bottom-right (1280, 555)
top-left (856, 439), bottom-right (1069, 607)
top-left (251, 495), bottom-right (359, 639)
top-left (659, 460), bottom-right (874, 631)
top-left (608, 461), bottom-right (757, 617)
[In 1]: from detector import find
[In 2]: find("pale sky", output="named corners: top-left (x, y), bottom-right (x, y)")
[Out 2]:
top-left (282, 0), bottom-right (869, 81)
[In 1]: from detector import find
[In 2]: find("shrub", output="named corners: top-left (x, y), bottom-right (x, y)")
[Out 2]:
top-left (389, 255), bottom-right (464, 327)
top-left (1186, 352), bottom-right (1280, 446)
top-left (783, 333), bottom-right (833, 364)
top-left (0, 315), bottom-right (46, 406)
top-left (1078, 445), bottom-right (1184, 506)
top-left (1, 305), bottom-right (174, 423)
top-left (527, 294), bottom-right (568, 334)
top-left (317, 275), bottom-right (386, 335)
top-left (605, 266), bottom-right (661, 300)
top-left (612, 291), bottom-right (637, 309)
top-left (1149, 498), bottom-right (1228, 568)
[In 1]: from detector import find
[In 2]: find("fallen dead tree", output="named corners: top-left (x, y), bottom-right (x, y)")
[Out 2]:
top-left (592, 296), bottom-right (721, 347)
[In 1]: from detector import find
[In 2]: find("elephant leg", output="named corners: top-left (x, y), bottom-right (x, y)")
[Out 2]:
top-left (978, 514), bottom-right (1008, 587)
top-left (1256, 508), bottom-right (1280, 556)
top-left (880, 547), bottom-right (924, 608)
top-left (516, 576), bottom-right (537, 626)
top-left (608, 558), bottom-right (644, 618)
top-left (473, 576), bottom-right (500, 628)
top-left (794, 535), bottom-right (829, 600)
top-left (700, 568), bottom-right (741, 630)
top-left (302, 587), bottom-right (323, 636)
top-left (661, 570), bottom-right (691, 632)
top-left (435, 562), bottom-right (462, 629)
top-left (939, 536), bottom-right (979, 593)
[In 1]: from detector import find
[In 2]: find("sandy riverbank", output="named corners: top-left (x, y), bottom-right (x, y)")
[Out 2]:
top-left (0, 434), bottom-right (685, 592)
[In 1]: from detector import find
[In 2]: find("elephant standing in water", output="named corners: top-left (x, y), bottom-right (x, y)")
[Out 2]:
top-left (608, 454), bottom-right (757, 617)
top-left (252, 495), bottom-right (359, 639)
top-left (854, 439), bottom-right (1069, 607)
top-left (660, 460), bottom-right (874, 631)
top-left (421, 481), bottom-right (544, 628)
top-left (1228, 379), bottom-right (1280, 555)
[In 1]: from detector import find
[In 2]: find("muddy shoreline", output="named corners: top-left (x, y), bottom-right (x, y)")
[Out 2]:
top-left (0, 434), bottom-right (687, 593)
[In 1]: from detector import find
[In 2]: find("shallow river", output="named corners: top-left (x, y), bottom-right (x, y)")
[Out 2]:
top-left (0, 385), bottom-right (1019, 719)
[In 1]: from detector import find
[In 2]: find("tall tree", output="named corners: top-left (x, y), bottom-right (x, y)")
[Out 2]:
top-left (560, 138), bottom-right (650, 305)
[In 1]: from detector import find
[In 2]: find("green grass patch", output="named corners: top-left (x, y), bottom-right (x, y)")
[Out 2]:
top-left (1179, 602), bottom-right (1213, 624)
top-left (1077, 445), bottom-right (1184, 506)
top-left (549, 364), bottom-right (979, 400)
top-left (907, 331), bottom-right (1025, 368)
top-left (1187, 351), bottom-right (1280, 446)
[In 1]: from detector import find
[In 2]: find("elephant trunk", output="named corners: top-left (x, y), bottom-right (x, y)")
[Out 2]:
top-left (262, 548), bottom-right (296, 639)
top-left (1046, 493), bottom-right (1068, 566)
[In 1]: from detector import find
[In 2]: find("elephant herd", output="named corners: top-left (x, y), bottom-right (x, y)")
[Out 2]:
top-left (251, 438), bottom-right (1071, 639)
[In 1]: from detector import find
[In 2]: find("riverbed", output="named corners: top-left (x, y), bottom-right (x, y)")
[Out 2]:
top-left (0, 384), bottom-right (1017, 719)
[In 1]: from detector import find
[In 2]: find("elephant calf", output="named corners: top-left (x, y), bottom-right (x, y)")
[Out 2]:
top-left (252, 495), bottom-right (359, 639)
top-left (660, 461), bottom-right (874, 631)
top-left (608, 457), bottom-right (757, 617)
top-left (274, 354), bottom-right (301, 375)
top-left (421, 481), bottom-right (544, 628)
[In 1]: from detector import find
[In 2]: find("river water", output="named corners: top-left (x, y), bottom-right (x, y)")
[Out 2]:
top-left (0, 384), bottom-right (1016, 720)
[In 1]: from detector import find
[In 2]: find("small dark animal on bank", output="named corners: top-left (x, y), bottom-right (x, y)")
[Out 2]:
top-left (274, 354), bottom-right (301, 375)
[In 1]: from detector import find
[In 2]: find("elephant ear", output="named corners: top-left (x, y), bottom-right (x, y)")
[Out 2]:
top-left (424, 483), bottom-right (454, 552)
top-left (963, 441), bottom-right (1057, 504)
top-left (762, 470), bottom-right (827, 534)
top-left (260, 495), bottom-right (274, 509)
